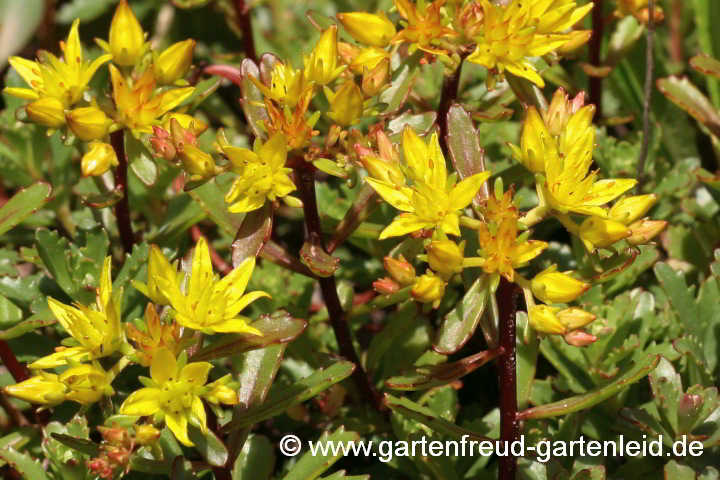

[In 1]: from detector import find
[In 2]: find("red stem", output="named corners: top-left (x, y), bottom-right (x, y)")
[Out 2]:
top-left (0, 340), bottom-right (49, 425)
top-left (202, 65), bottom-right (243, 87)
top-left (293, 166), bottom-right (384, 412)
top-left (235, 0), bottom-right (258, 64)
top-left (437, 62), bottom-right (463, 155)
top-left (496, 278), bottom-right (520, 480)
top-left (589, 0), bottom-right (605, 120)
top-left (110, 130), bottom-right (135, 255)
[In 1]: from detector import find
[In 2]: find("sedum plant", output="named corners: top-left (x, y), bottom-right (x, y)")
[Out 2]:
top-left (0, 0), bottom-right (717, 479)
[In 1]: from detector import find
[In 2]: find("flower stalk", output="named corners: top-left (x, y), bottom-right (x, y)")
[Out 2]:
top-left (110, 130), bottom-right (135, 255)
top-left (293, 165), bottom-right (384, 412)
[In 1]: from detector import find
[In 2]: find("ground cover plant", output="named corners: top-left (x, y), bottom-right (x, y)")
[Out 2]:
top-left (0, 0), bottom-right (718, 479)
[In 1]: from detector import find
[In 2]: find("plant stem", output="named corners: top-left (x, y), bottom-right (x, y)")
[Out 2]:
top-left (438, 61), bottom-right (464, 155)
top-left (235, 0), bottom-right (257, 64)
top-left (589, 0), bottom-right (605, 120)
top-left (293, 166), bottom-right (384, 412)
top-left (496, 278), bottom-right (520, 480)
top-left (0, 340), bottom-right (48, 425)
top-left (110, 130), bottom-right (135, 256)
top-left (635, 0), bottom-right (655, 192)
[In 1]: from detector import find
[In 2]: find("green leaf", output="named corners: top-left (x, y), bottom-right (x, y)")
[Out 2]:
top-left (518, 354), bottom-right (661, 420)
top-left (188, 426), bottom-right (228, 467)
top-left (648, 357), bottom-right (682, 434)
top-left (300, 239), bottom-right (340, 277)
top-left (55, 0), bottom-right (114, 23)
top-left (657, 76), bottom-right (720, 137)
top-left (191, 311), bottom-right (307, 362)
top-left (0, 448), bottom-right (50, 480)
top-left (0, 183), bottom-right (51, 237)
top-left (232, 202), bottom-right (273, 267)
top-left (446, 105), bottom-right (489, 208)
top-left (50, 433), bottom-right (101, 457)
top-left (126, 134), bottom-right (158, 186)
top-left (654, 262), bottom-right (704, 338)
top-left (180, 77), bottom-right (223, 110)
top-left (664, 460), bottom-right (697, 480)
top-left (0, 311), bottom-right (56, 340)
top-left (221, 360), bottom-right (355, 432)
top-left (434, 274), bottom-right (492, 355)
top-left (240, 59), bottom-right (269, 140)
top-left (387, 111), bottom-right (437, 141)
top-left (383, 394), bottom-right (492, 442)
top-left (506, 73), bottom-right (548, 110)
top-left (366, 302), bottom-right (418, 373)
top-left (282, 427), bottom-right (361, 480)
top-left (0, 294), bottom-right (23, 328)
top-left (232, 434), bottom-right (273, 480)
top-left (327, 183), bottom-right (380, 253)
top-left (472, 104), bottom-right (514, 123)
top-left (691, 54), bottom-right (720, 79)
top-left (0, 0), bottom-right (44, 70)
top-left (188, 175), bottom-right (245, 237)
top-left (171, 456), bottom-right (195, 480)
top-left (385, 348), bottom-right (502, 391)
top-left (379, 52), bottom-right (422, 115)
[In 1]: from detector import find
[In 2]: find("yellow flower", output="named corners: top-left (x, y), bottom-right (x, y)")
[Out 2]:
top-left (3, 363), bottom-right (112, 406)
top-left (608, 194), bottom-right (658, 225)
top-left (477, 189), bottom-right (547, 281)
top-left (249, 61), bottom-right (311, 107)
top-left (154, 39), bottom-right (196, 85)
top-left (392, 0), bottom-right (458, 54)
top-left (347, 47), bottom-right (391, 75)
top-left (325, 81), bottom-right (365, 126)
top-left (411, 273), bottom-right (445, 309)
top-left (109, 65), bottom-right (194, 133)
top-left (426, 240), bottom-right (465, 278)
top-left (467, 0), bottom-right (592, 87)
top-left (97, 0), bottom-right (150, 66)
top-left (384, 255), bottom-right (416, 286)
top-left (120, 349), bottom-right (230, 446)
top-left (134, 425), bottom-right (162, 445)
top-left (26, 97), bottom-right (66, 129)
top-left (162, 113), bottom-right (208, 137)
top-left (32, 257), bottom-right (123, 369)
top-left (508, 108), bottom-right (551, 174)
top-left (529, 305), bottom-right (567, 334)
top-left (263, 91), bottom-right (320, 150)
top-left (131, 245), bottom-right (178, 305)
top-left (153, 237), bottom-right (268, 334)
top-left (304, 25), bottom-right (346, 85)
top-left (67, 101), bottom-right (114, 141)
top-left (81, 142), bottom-right (118, 177)
top-left (362, 58), bottom-right (391, 97)
top-left (365, 127), bottom-right (490, 239)
top-left (531, 265), bottom-right (589, 304)
top-left (626, 219), bottom-right (667, 245)
top-left (578, 216), bottom-right (632, 252)
top-left (540, 88), bottom-right (587, 137)
top-left (556, 307), bottom-right (596, 330)
top-left (125, 304), bottom-right (182, 367)
top-left (336, 11), bottom-right (397, 47)
top-left (614, 0), bottom-right (664, 24)
top-left (222, 132), bottom-right (297, 213)
top-left (540, 118), bottom-right (636, 218)
top-left (5, 20), bottom-right (111, 107)
top-left (201, 374), bottom-right (238, 406)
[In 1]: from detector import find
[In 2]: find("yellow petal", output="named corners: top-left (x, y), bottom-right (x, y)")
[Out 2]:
top-left (150, 348), bottom-right (178, 384)
top-left (208, 317), bottom-right (262, 334)
top-left (583, 179), bottom-right (638, 206)
top-left (98, 257), bottom-right (112, 310)
top-left (190, 395), bottom-right (208, 434)
top-left (365, 178), bottom-right (413, 212)
top-left (224, 291), bottom-right (271, 318)
top-left (165, 411), bottom-right (193, 446)
top-left (222, 146), bottom-right (259, 168)
top-left (189, 237), bottom-right (213, 299)
top-left (28, 347), bottom-right (91, 370)
top-left (120, 387), bottom-right (162, 416)
top-left (228, 194), bottom-right (267, 213)
top-left (259, 132), bottom-right (289, 170)
top-left (379, 214), bottom-right (431, 240)
top-left (158, 87), bottom-right (195, 116)
top-left (449, 172), bottom-right (491, 211)
top-left (3, 87), bottom-right (40, 100)
top-left (402, 126), bottom-right (429, 185)
top-left (179, 362), bottom-right (212, 387)
top-left (514, 240), bottom-right (548, 264)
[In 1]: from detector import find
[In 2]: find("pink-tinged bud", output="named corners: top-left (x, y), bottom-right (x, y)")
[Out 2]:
top-left (384, 255), bottom-right (416, 285)
top-left (354, 144), bottom-right (374, 157)
top-left (152, 125), bottom-right (170, 140)
top-left (149, 136), bottom-right (177, 160)
top-left (457, 2), bottom-right (484, 38)
top-left (362, 57), bottom-right (391, 97)
top-left (107, 448), bottom-right (131, 466)
top-left (626, 219), bottom-right (667, 245)
top-left (169, 117), bottom-right (197, 149)
top-left (564, 330), bottom-right (597, 347)
top-left (373, 277), bottom-right (399, 295)
top-left (98, 426), bottom-right (132, 448)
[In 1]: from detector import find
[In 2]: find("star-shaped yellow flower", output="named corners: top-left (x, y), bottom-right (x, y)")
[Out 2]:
top-left (392, 0), bottom-right (459, 54)
top-left (364, 127), bottom-right (490, 239)
top-left (154, 237), bottom-right (267, 334)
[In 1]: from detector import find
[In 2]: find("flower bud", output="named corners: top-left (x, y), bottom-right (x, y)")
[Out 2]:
top-left (169, 117), bottom-right (198, 149)
top-left (556, 307), bottom-right (596, 330)
top-left (59, 363), bottom-right (111, 405)
top-left (107, 0), bottom-right (146, 66)
top-left (677, 393), bottom-right (704, 434)
top-left (509, 107), bottom-right (550, 173)
top-left (178, 144), bottom-right (218, 180)
top-left (426, 240), bottom-right (464, 278)
top-left (349, 46), bottom-right (390, 75)
top-left (327, 81), bottom-right (364, 126)
top-left (2, 374), bottom-right (66, 405)
top-left (563, 330), bottom-right (597, 347)
top-left (579, 216), bottom-right (632, 252)
top-left (626, 219), bottom-right (667, 245)
top-left (362, 57), bottom-right (391, 97)
top-left (542, 89), bottom-right (571, 137)
top-left (384, 255), bottom-right (415, 285)
top-left (150, 127), bottom-right (177, 160)
top-left (338, 42), bottom-right (360, 65)
top-left (81, 142), bottom-right (118, 177)
top-left (66, 103), bottom-right (113, 141)
top-left (154, 39), bottom-right (196, 85)
top-left (163, 113), bottom-right (208, 137)
top-left (608, 194), bottom-right (658, 225)
top-left (457, 2), bottom-right (484, 38)
top-left (529, 305), bottom-right (566, 334)
top-left (98, 426), bottom-right (132, 448)
top-left (362, 155), bottom-right (404, 184)
top-left (531, 265), bottom-right (589, 304)
top-left (304, 25), bottom-right (345, 85)
top-left (373, 277), bottom-right (399, 295)
top-left (26, 97), bottom-right (66, 128)
top-left (411, 274), bottom-right (445, 308)
top-left (336, 11), bottom-right (396, 47)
